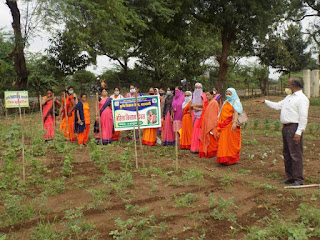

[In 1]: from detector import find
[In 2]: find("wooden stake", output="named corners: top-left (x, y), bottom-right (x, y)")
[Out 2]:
top-left (284, 184), bottom-right (320, 189)
top-left (133, 124), bottom-right (138, 169)
top-left (175, 121), bottom-right (179, 172)
top-left (96, 92), bottom-right (103, 145)
top-left (134, 93), bottom-right (144, 166)
top-left (5, 108), bottom-right (8, 128)
top-left (64, 92), bottom-right (70, 141)
top-left (39, 95), bottom-right (44, 132)
top-left (17, 93), bottom-right (26, 184)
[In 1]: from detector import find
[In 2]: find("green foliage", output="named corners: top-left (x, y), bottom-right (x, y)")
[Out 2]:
top-left (258, 24), bottom-right (311, 75)
top-left (208, 195), bottom-right (237, 223)
top-left (43, 177), bottom-right (66, 196)
top-left (182, 168), bottom-right (204, 185)
top-left (246, 203), bottom-right (320, 239)
top-left (310, 98), bottom-right (320, 106)
top-left (263, 118), bottom-right (271, 130)
top-left (0, 194), bottom-right (36, 227)
top-left (31, 221), bottom-right (60, 240)
top-left (0, 31), bottom-right (16, 97)
top-left (219, 174), bottom-right (234, 188)
top-left (237, 169), bottom-right (252, 175)
top-left (253, 119), bottom-right (260, 129)
top-left (173, 193), bottom-right (198, 208)
top-left (274, 120), bottom-right (281, 131)
top-left (86, 188), bottom-right (111, 209)
top-left (61, 153), bottom-right (74, 177)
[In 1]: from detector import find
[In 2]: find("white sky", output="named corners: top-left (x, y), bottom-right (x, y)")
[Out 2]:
top-left (0, 1), bottom-right (316, 80)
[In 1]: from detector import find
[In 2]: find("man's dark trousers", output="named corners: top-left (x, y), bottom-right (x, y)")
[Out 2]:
top-left (282, 123), bottom-right (303, 184)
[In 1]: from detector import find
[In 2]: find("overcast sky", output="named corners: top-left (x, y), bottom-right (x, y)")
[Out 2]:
top-left (0, 1), bottom-right (316, 80)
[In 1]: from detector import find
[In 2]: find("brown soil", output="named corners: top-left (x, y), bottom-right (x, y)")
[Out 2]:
top-left (1, 97), bottom-right (320, 240)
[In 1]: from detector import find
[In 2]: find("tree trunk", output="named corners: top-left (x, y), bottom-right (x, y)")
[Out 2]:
top-left (217, 30), bottom-right (234, 93)
top-left (6, 0), bottom-right (29, 90)
top-left (123, 58), bottom-right (128, 84)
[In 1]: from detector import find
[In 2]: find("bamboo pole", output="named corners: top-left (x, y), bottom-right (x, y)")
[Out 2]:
top-left (39, 95), bottom-right (44, 132)
top-left (134, 92), bottom-right (144, 166)
top-left (175, 121), bottom-right (179, 172)
top-left (64, 92), bottom-right (70, 141)
top-left (17, 93), bottom-right (26, 184)
top-left (96, 92), bottom-right (103, 145)
top-left (284, 184), bottom-right (320, 189)
top-left (5, 108), bottom-right (8, 128)
top-left (133, 125), bottom-right (138, 169)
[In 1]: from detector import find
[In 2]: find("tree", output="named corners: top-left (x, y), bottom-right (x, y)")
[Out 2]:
top-left (72, 70), bottom-right (96, 94)
top-left (190, 0), bottom-right (287, 92)
top-left (258, 24), bottom-right (311, 78)
top-left (0, 31), bottom-right (16, 96)
top-left (27, 53), bottom-right (59, 97)
top-left (6, 0), bottom-right (29, 90)
top-left (46, 31), bottom-right (96, 87)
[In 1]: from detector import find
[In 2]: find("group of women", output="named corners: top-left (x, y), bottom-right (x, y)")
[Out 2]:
top-left (41, 83), bottom-right (243, 165)
top-left (158, 83), bottom-right (242, 165)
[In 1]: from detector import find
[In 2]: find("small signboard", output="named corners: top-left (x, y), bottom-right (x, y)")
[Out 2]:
top-left (112, 95), bottom-right (161, 131)
top-left (4, 91), bottom-right (29, 108)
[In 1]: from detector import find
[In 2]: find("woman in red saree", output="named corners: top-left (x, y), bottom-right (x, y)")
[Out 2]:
top-left (199, 91), bottom-right (220, 158)
top-left (96, 88), bottom-right (113, 145)
top-left (41, 89), bottom-right (60, 140)
top-left (217, 88), bottom-right (243, 165)
top-left (180, 91), bottom-right (193, 149)
top-left (190, 83), bottom-right (208, 153)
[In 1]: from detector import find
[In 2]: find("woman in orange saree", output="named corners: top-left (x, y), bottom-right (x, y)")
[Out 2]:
top-left (180, 91), bottom-right (193, 149)
top-left (41, 89), bottom-right (60, 140)
top-left (199, 91), bottom-right (220, 158)
top-left (66, 87), bottom-right (76, 142)
top-left (142, 88), bottom-right (158, 146)
top-left (217, 88), bottom-right (242, 165)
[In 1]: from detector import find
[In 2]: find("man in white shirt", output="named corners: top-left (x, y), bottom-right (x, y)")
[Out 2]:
top-left (255, 78), bottom-right (309, 186)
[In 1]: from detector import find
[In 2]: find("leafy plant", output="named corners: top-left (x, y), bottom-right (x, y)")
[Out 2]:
top-left (173, 193), bottom-right (198, 208)
top-left (208, 195), bottom-right (237, 223)
top-left (253, 119), bottom-right (260, 129)
top-left (263, 118), bottom-right (271, 130)
top-left (274, 120), bottom-right (281, 131)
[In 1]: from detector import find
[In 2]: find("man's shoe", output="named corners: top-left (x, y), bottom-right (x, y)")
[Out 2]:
top-left (280, 179), bottom-right (294, 184)
top-left (291, 181), bottom-right (303, 187)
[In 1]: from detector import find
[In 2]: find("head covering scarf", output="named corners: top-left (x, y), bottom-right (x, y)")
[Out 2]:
top-left (182, 91), bottom-right (192, 109)
top-left (192, 83), bottom-right (203, 118)
top-left (219, 88), bottom-right (243, 117)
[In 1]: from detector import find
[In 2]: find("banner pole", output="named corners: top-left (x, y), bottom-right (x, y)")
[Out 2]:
top-left (134, 92), bottom-right (144, 167)
top-left (17, 93), bottom-right (26, 184)
top-left (133, 124), bottom-right (138, 169)
top-left (175, 121), bottom-right (179, 172)
top-left (96, 92), bottom-right (103, 145)
top-left (5, 108), bottom-right (8, 128)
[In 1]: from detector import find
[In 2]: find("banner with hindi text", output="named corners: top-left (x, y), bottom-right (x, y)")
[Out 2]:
top-left (4, 91), bottom-right (29, 108)
top-left (112, 95), bottom-right (161, 131)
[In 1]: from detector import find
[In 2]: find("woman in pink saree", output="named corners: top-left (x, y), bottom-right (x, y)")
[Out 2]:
top-left (190, 83), bottom-right (208, 153)
top-left (41, 89), bottom-right (60, 140)
top-left (95, 89), bottom-right (114, 145)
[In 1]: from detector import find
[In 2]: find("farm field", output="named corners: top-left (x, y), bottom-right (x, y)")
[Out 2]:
top-left (0, 96), bottom-right (320, 240)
